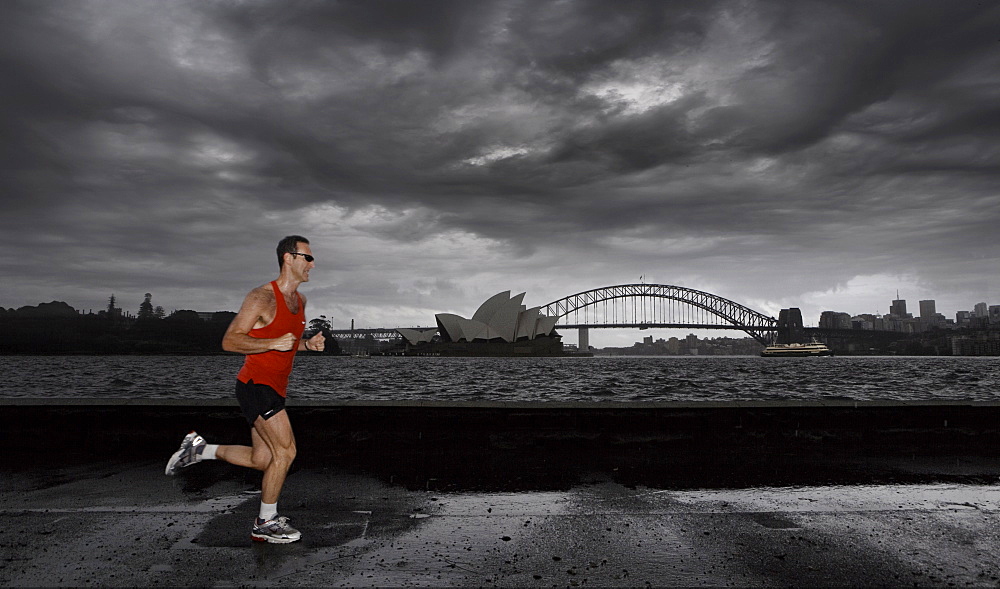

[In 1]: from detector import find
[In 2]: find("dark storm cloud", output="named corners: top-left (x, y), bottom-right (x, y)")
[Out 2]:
top-left (2, 0), bottom-right (999, 325)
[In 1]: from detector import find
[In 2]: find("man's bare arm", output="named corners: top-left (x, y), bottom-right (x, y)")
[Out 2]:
top-left (291, 294), bottom-right (325, 352)
top-left (222, 287), bottom-right (297, 354)
top-left (299, 331), bottom-right (325, 351)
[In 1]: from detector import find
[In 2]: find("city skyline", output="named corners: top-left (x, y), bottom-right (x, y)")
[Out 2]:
top-left (2, 1), bottom-right (999, 348)
top-left (7, 288), bottom-right (993, 331)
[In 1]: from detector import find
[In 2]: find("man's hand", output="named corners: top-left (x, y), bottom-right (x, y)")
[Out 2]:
top-left (270, 332), bottom-right (298, 352)
top-left (305, 332), bottom-right (326, 352)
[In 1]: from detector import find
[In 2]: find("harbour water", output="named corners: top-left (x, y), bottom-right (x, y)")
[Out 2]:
top-left (1, 355), bottom-right (998, 403)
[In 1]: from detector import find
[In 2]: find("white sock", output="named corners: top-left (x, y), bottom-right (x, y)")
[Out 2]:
top-left (199, 444), bottom-right (219, 461)
top-left (259, 501), bottom-right (278, 522)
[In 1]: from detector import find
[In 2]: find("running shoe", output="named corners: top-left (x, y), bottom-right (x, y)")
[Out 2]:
top-left (165, 431), bottom-right (206, 475)
top-left (251, 516), bottom-right (302, 544)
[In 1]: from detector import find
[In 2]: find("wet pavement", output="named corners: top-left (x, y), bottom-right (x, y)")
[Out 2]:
top-left (4, 459), bottom-right (1000, 587)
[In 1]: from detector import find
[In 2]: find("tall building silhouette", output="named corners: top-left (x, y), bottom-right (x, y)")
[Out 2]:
top-left (889, 295), bottom-right (908, 318)
top-left (919, 300), bottom-right (936, 319)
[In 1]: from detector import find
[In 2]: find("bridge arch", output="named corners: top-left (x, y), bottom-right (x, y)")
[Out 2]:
top-left (542, 284), bottom-right (778, 346)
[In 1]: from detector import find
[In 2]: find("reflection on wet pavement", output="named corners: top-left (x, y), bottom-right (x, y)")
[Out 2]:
top-left (4, 460), bottom-right (1000, 587)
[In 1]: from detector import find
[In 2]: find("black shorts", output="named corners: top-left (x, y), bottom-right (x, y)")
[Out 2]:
top-left (235, 379), bottom-right (286, 426)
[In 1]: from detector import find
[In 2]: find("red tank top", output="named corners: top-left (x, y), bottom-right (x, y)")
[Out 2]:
top-left (236, 281), bottom-right (306, 397)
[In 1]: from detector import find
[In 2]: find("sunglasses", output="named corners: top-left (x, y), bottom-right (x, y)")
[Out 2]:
top-left (290, 252), bottom-right (314, 262)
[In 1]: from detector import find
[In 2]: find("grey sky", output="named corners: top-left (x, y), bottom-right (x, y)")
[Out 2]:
top-left (2, 0), bottom-right (998, 347)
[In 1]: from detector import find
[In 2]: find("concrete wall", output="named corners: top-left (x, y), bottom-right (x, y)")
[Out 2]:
top-left (4, 399), bottom-right (999, 491)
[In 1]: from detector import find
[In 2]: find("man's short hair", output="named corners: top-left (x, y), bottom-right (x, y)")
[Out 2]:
top-left (277, 235), bottom-right (310, 269)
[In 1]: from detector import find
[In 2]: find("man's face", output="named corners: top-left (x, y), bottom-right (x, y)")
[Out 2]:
top-left (288, 242), bottom-right (315, 282)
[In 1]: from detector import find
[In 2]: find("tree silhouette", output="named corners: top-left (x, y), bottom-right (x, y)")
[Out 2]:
top-left (308, 315), bottom-right (332, 334)
top-left (306, 315), bottom-right (340, 354)
top-left (138, 293), bottom-right (154, 320)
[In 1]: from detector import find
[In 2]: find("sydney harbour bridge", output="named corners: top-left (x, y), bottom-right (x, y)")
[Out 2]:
top-left (330, 283), bottom-right (788, 347)
top-left (541, 284), bottom-right (779, 348)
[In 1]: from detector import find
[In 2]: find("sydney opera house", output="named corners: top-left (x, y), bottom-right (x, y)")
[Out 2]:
top-left (396, 291), bottom-right (570, 356)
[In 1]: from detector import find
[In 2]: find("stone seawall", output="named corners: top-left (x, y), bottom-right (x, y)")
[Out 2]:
top-left (4, 399), bottom-right (999, 490)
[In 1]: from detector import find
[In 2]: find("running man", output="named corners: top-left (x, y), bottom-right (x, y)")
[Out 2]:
top-left (166, 235), bottom-right (325, 544)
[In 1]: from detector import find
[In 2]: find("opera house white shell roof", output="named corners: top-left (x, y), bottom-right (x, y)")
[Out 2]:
top-left (396, 291), bottom-right (560, 345)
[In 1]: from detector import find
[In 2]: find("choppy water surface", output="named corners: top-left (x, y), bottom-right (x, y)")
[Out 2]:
top-left (1, 355), bottom-right (998, 402)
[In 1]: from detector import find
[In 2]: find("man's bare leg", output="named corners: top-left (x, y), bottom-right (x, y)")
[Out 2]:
top-left (250, 410), bottom-right (297, 504)
top-left (246, 410), bottom-right (300, 542)
top-left (165, 412), bottom-right (300, 541)
top-left (185, 412), bottom-right (295, 496)
top-left (215, 428), bottom-right (272, 471)
top-left (213, 411), bottom-right (299, 542)
top-left (215, 413), bottom-right (295, 501)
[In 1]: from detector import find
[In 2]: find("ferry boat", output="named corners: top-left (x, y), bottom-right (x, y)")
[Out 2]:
top-left (760, 341), bottom-right (833, 357)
